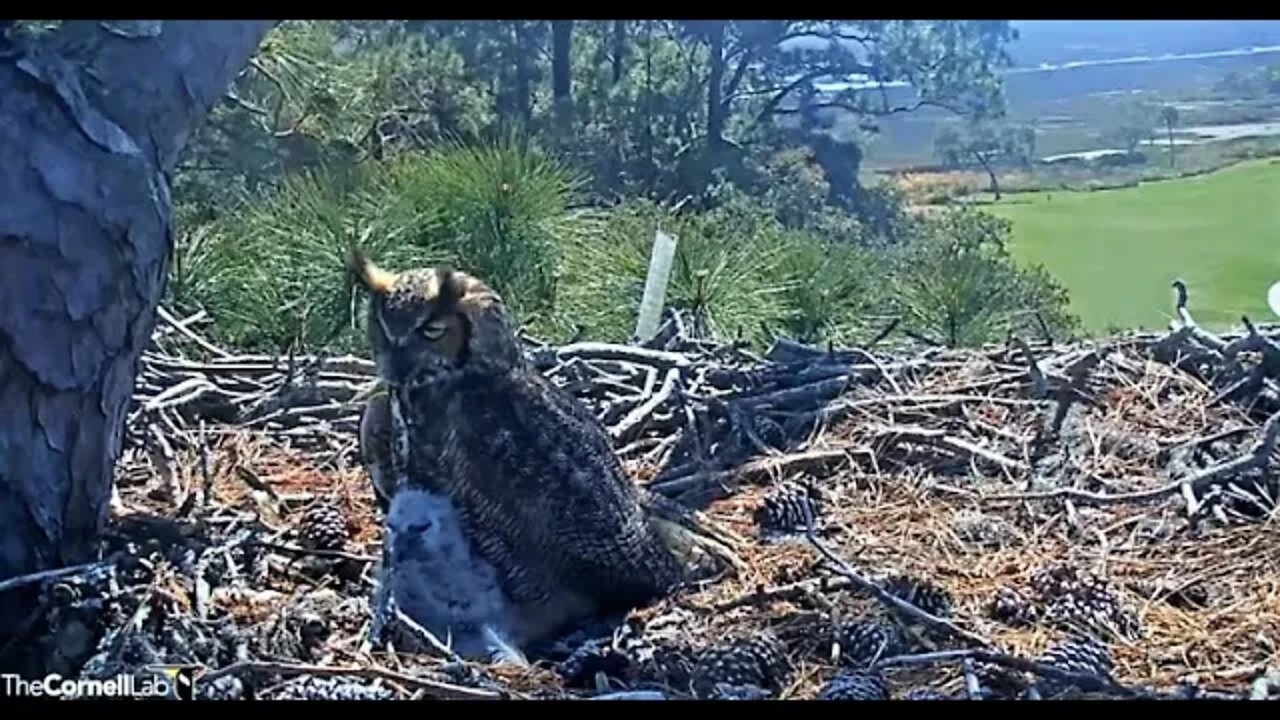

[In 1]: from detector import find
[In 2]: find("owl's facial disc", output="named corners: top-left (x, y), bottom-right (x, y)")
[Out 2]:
top-left (348, 251), bottom-right (472, 388)
top-left (349, 251), bottom-right (517, 387)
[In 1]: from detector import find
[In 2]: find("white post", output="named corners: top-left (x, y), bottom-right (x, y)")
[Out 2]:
top-left (634, 229), bottom-right (678, 343)
top-left (1268, 280), bottom-right (1280, 318)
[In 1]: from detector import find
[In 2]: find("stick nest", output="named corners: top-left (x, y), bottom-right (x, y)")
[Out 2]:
top-left (9, 306), bottom-right (1280, 700)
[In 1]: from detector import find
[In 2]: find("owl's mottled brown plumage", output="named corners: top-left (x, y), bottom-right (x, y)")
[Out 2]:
top-left (357, 390), bottom-right (395, 514)
top-left (347, 251), bottom-right (742, 658)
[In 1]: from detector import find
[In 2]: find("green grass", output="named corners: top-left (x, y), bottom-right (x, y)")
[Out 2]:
top-left (985, 158), bottom-right (1280, 333)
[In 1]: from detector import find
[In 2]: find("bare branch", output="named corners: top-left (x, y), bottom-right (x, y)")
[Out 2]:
top-left (769, 97), bottom-right (966, 119)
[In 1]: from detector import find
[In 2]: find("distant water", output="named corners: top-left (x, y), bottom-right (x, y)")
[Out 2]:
top-left (836, 44), bottom-right (1280, 168)
top-left (817, 44), bottom-right (1280, 96)
top-left (1010, 44), bottom-right (1280, 74)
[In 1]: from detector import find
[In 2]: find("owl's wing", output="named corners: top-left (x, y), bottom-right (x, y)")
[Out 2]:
top-left (441, 370), bottom-right (684, 606)
top-left (358, 392), bottom-right (396, 513)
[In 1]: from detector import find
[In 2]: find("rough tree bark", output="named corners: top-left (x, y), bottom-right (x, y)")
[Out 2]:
top-left (0, 19), bottom-right (274, 667)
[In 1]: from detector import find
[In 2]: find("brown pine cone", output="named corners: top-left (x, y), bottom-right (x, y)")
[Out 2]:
top-left (298, 500), bottom-right (349, 551)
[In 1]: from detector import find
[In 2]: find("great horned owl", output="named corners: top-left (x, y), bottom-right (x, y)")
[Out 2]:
top-left (347, 251), bottom-right (742, 660)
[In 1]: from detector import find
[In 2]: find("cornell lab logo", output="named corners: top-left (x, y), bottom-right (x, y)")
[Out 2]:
top-left (152, 665), bottom-right (203, 700)
top-left (1, 666), bottom-right (201, 700)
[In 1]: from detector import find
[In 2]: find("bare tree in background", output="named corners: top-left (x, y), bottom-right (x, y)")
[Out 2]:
top-left (0, 20), bottom-right (274, 668)
top-left (1159, 105), bottom-right (1179, 168)
top-left (935, 120), bottom-right (1036, 201)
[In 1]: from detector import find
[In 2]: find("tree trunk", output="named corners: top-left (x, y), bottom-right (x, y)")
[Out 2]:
top-left (705, 21), bottom-right (727, 163)
top-left (1166, 123), bottom-right (1176, 168)
top-left (702, 20), bottom-right (728, 197)
top-left (975, 153), bottom-right (1001, 201)
top-left (551, 20), bottom-right (573, 102)
top-left (610, 20), bottom-right (627, 85)
top-left (0, 19), bottom-right (273, 670)
top-left (551, 20), bottom-right (574, 140)
top-left (642, 21), bottom-right (656, 196)
top-left (512, 22), bottom-right (534, 128)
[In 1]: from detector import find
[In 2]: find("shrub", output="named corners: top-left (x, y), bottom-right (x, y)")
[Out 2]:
top-left (378, 139), bottom-right (600, 321)
top-left (892, 207), bottom-right (1080, 348)
top-left (551, 195), bottom-right (890, 348)
top-left (173, 139), bottom-right (594, 351)
top-left (551, 199), bottom-right (792, 344)
top-left (772, 238), bottom-right (889, 346)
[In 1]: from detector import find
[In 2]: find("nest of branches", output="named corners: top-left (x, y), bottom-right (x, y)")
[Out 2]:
top-left (6, 299), bottom-right (1280, 701)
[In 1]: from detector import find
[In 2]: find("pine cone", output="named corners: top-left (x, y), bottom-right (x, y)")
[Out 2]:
top-left (197, 675), bottom-right (244, 701)
top-left (818, 670), bottom-right (889, 700)
top-left (989, 586), bottom-right (1038, 627)
top-left (691, 633), bottom-right (792, 698)
top-left (298, 500), bottom-right (349, 551)
top-left (708, 683), bottom-right (771, 700)
top-left (754, 481), bottom-right (824, 535)
top-left (832, 618), bottom-right (905, 666)
top-left (752, 415), bottom-right (788, 450)
top-left (1042, 594), bottom-right (1141, 640)
top-left (952, 511), bottom-right (1019, 548)
top-left (617, 630), bottom-right (695, 689)
top-left (901, 687), bottom-right (949, 700)
top-left (1030, 564), bottom-right (1084, 599)
top-left (883, 574), bottom-right (954, 618)
top-left (1036, 636), bottom-right (1113, 697)
top-left (269, 675), bottom-right (395, 700)
top-left (557, 638), bottom-right (631, 688)
top-left (1031, 564), bottom-right (1141, 640)
top-left (1031, 563), bottom-right (1111, 602)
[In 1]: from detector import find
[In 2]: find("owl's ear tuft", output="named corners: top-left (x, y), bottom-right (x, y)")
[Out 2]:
top-left (434, 266), bottom-right (463, 310)
top-left (346, 247), bottom-right (399, 296)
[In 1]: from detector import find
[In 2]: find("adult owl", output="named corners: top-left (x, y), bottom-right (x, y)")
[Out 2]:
top-left (348, 251), bottom-right (741, 662)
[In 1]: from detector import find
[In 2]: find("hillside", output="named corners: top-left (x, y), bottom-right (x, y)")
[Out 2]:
top-left (987, 159), bottom-right (1280, 333)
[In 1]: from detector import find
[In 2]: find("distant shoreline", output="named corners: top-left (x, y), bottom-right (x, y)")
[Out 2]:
top-left (1006, 44), bottom-right (1280, 75)
top-left (817, 44), bottom-right (1280, 93)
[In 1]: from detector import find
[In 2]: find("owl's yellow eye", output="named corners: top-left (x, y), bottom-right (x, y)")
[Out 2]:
top-left (421, 321), bottom-right (448, 340)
